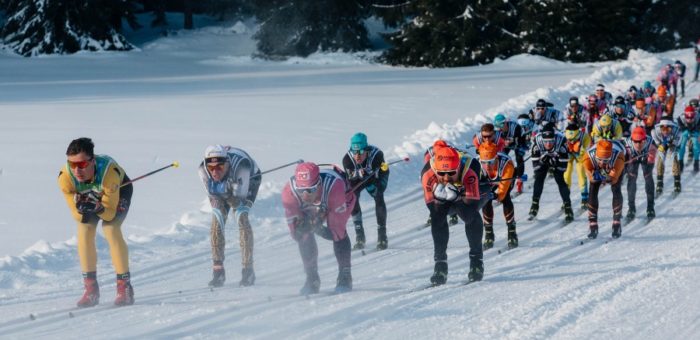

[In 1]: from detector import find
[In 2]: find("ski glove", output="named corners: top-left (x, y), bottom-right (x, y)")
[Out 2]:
top-left (433, 183), bottom-right (461, 202)
top-left (592, 171), bottom-right (606, 182)
top-left (75, 192), bottom-right (104, 215)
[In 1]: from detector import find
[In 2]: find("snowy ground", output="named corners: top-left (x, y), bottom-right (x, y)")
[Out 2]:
top-left (1, 20), bottom-right (699, 339)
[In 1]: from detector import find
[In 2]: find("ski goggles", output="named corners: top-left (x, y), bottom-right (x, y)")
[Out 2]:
top-left (349, 149), bottom-right (365, 155)
top-left (436, 170), bottom-right (457, 177)
top-left (481, 133), bottom-right (494, 140)
top-left (68, 158), bottom-right (93, 169)
top-left (295, 182), bottom-right (320, 194)
top-left (517, 118), bottom-right (531, 127)
top-left (480, 158), bottom-right (497, 166)
top-left (632, 139), bottom-right (645, 144)
top-left (205, 157), bottom-right (228, 171)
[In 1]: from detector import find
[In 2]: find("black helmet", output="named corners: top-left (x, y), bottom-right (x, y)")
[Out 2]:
top-left (536, 99), bottom-right (547, 108)
top-left (689, 98), bottom-right (699, 107)
top-left (569, 96), bottom-right (579, 105)
top-left (614, 96), bottom-right (625, 105)
top-left (628, 85), bottom-right (638, 92)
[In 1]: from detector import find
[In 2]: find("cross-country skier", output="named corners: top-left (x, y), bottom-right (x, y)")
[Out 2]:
top-left (652, 116), bottom-right (683, 196)
top-left (564, 123), bottom-right (592, 211)
top-left (623, 127), bottom-right (658, 222)
top-left (420, 140), bottom-right (490, 285)
top-left (58, 138), bottom-right (134, 307)
top-left (582, 139), bottom-right (626, 239)
top-left (590, 113), bottom-right (623, 143)
top-left (676, 105), bottom-right (700, 173)
top-left (528, 123), bottom-right (574, 222)
top-left (493, 113), bottom-right (527, 194)
top-left (478, 141), bottom-right (518, 250)
top-left (342, 132), bottom-right (390, 250)
top-left (199, 145), bottom-right (261, 288)
top-left (282, 162), bottom-right (356, 294)
top-left (674, 60), bottom-right (686, 97)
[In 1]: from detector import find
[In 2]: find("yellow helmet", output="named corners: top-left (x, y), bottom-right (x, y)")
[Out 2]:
top-left (565, 128), bottom-right (580, 141)
top-left (599, 114), bottom-right (613, 129)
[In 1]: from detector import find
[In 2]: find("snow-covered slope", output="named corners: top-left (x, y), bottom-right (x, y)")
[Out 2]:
top-left (1, 22), bottom-right (699, 339)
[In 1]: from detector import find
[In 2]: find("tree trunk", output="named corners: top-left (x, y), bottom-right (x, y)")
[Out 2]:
top-left (183, 0), bottom-right (193, 30)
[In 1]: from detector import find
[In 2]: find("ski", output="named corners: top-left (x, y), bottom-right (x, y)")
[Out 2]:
top-left (497, 246), bottom-right (517, 254)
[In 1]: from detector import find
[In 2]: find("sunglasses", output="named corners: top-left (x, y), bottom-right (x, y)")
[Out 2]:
top-left (436, 170), bottom-right (457, 177)
top-left (542, 138), bottom-right (555, 144)
top-left (480, 158), bottom-right (497, 166)
top-left (632, 139), bottom-right (644, 144)
top-left (206, 162), bottom-right (227, 172)
top-left (68, 158), bottom-right (93, 169)
top-left (481, 134), bottom-right (494, 139)
top-left (350, 149), bottom-right (364, 155)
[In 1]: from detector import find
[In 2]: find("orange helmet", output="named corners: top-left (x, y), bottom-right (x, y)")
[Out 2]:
top-left (657, 85), bottom-right (667, 97)
top-left (595, 139), bottom-right (613, 160)
top-left (478, 141), bottom-right (499, 161)
top-left (433, 144), bottom-right (460, 171)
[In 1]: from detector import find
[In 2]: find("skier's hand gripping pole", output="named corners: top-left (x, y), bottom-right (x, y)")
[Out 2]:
top-left (346, 157), bottom-right (410, 194)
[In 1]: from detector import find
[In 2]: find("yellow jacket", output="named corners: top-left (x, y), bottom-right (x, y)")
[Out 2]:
top-left (58, 155), bottom-right (126, 222)
top-left (590, 119), bottom-right (622, 142)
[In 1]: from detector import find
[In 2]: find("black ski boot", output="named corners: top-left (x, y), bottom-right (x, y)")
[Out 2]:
top-left (377, 226), bottom-right (388, 250)
top-left (625, 207), bottom-right (636, 223)
top-left (507, 223), bottom-right (518, 249)
top-left (239, 267), bottom-right (255, 287)
top-left (300, 271), bottom-right (321, 296)
top-left (647, 207), bottom-right (656, 219)
top-left (483, 224), bottom-right (495, 250)
top-left (468, 261), bottom-right (484, 282)
top-left (655, 176), bottom-right (663, 197)
top-left (674, 176), bottom-right (681, 194)
top-left (563, 202), bottom-right (574, 223)
top-left (430, 261), bottom-right (448, 286)
top-left (587, 225), bottom-right (598, 239)
top-left (334, 267), bottom-right (353, 294)
top-left (208, 266), bottom-right (226, 288)
top-left (352, 224), bottom-right (365, 250)
top-left (694, 160), bottom-right (699, 173)
top-left (449, 214), bottom-right (459, 226)
top-left (612, 222), bottom-right (622, 239)
top-left (528, 199), bottom-right (540, 220)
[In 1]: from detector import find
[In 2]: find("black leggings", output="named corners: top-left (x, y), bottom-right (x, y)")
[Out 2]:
top-left (351, 189), bottom-right (387, 228)
top-left (429, 194), bottom-right (488, 265)
top-left (532, 167), bottom-right (571, 204)
top-left (482, 186), bottom-right (514, 225)
top-left (626, 162), bottom-right (654, 210)
top-left (588, 175), bottom-right (624, 227)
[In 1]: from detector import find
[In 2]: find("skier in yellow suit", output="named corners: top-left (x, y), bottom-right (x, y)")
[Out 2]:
top-left (563, 122), bottom-right (592, 211)
top-left (58, 137), bottom-right (134, 308)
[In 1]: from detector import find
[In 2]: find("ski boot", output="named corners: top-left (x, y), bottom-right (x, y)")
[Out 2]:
top-left (483, 224), bottom-right (495, 250)
top-left (468, 261), bottom-right (484, 282)
top-left (563, 202), bottom-right (574, 223)
top-left (580, 195), bottom-right (588, 211)
top-left (612, 222), bottom-right (622, 239)
top-left (299, 271), bottom-right (321, 296)
top-left (528, 199), bottom-right (540, 220)
top-left (239, 267), bottom-right (255, 287)
top-left (425, 216), bottom-right (432, 228)
top-left (114, 273), bottom-right (134, 306)
top-left (430, 261), bottom-right (448, 286)
top-left (695, 160), bottom-right (699, 173)
top-left (449, 214), bottom-right (459, 226)
top-left (77, 274), bottom-right (100, 308)
top-left (352, 224), bottom-right (366, 250)
top-left (376, 226), bottom-right (388, 250)
top-left (674, 176), bottom-right (681, 194)
top-left (208, 265), bottom-right (225, 288)
top-left (625, 207), bottom-right (636, 223)
top-left (587, 224), bottom-right (599, 239)
top-left (507, 223), bottom-right (518, 249)
top-left (655, 177), bottom-right (663, 197)
top-left (647, 207), bottom-right (656, 219)
top-left (334, 267), bottom-right (353, 294)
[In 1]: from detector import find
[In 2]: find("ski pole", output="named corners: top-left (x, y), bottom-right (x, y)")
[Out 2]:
top-left (346, 157), bottom-right (410, 194)
top-left (120, 161), bottom-right (179, 188)
top-left (251, 159), bottom-right (304, 179)
top-left (625, 152), bottom-right (648, 164)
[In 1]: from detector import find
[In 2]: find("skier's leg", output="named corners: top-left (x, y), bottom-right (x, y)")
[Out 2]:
top-left (333, 236), bottom-right (352, 270)
top-left (297, 234), bottom-right (319, 277)
top-left (77, 221), bottom-right (99, 274)
top-left (210, 204), bottom-right (230, 265)
top-left (643, 163), bottom-right (655, 210)
top-left (563, 158), bottom-right (574, 188)
top-left (553, 170), bottom-right (572, 205)
top-left (482, 199), bottom-right (494, 226)
top-left (455, 200), bottom-right (484, 268)
top-left (626, 162), bottom-right (639, 209)
top-left (429, 202), bottom-right (451, 262)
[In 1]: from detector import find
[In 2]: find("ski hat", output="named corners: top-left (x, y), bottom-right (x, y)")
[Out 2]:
top-left (541, 122), bottom-right (556, 139)
top-left (565, 123), bottom-right (580, 140)
top-left (294, 162), bottom-right (320, 189)
top-left (690, 98), bottom-right (699, 108)
top-left (493, 113), bottom-right (507, 129)
top-left (536, 99), bottom-right (547, 108)
top-left (569, 96), bottom-right (579, 105)
top-left (595, 140), bottom-right (613, 160)
top-left (685, 106), bottom-right (696, 120)
top-left (432, 145), bottom-right (460, 172)
top-left (596, 84), bottom-right (605, 91)
top-left (631, 126), bottom-right (647, 141)
top-left (614, 96), bottom-right (625, 106)
top-left (643, 81), bottom-right (653, 89)
top-left (350, 132), bottom-right (368, 152)
top-left (599, 114), bottom-right (613, 129)
top-left (628, 85), bottom-right (638, 92)
top-left (433, 139), bottom-right (449, 150)
top-left (658, 115), bottom-right (674, 127)
top-left (478, 141), bottom-right (499, 161)
top-left (205, 145), bottom-right (228, 160)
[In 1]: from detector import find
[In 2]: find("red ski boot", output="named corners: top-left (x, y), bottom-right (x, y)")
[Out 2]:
top-left (114, 279), bottom-right (135, 306)
top-left (77, 278), bottom-right (100, 308)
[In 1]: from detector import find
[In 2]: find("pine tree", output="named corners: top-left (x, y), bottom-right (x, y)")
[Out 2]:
top-left (380, 0), bottom-right (522, 67)
top-left (1, 0), bottom-right (139, 57)
top-left (640, 0), bottom-right (700, 51)
top-left (254, 0), bottom-right (371, 58)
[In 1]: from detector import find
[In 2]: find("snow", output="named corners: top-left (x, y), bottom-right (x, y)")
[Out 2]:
top-left (1, 20), bottom-right (700, 339)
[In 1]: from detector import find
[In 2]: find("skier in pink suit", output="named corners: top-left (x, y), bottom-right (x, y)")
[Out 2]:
top-left (282, 162), bottom-right (356, 295)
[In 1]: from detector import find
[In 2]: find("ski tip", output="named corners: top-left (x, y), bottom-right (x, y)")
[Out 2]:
top-left (29, 313), bottom-right (36, 321)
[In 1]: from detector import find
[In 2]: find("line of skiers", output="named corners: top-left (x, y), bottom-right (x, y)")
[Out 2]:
top-left (60, 86), bottom-right (700, 306)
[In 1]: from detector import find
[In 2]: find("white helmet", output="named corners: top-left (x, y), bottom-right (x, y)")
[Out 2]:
top-left (204, 145), bottom-right (228, 160)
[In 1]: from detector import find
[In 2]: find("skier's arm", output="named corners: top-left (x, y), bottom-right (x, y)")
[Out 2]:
top-left (496, 161), bottom-right (515, 201)
top-left (325, 181), bottom-right (355, 241)
top-left (608, 156), bottom-right (626, 185)
top-left (420, 163), bottom-right (437, 204)
top-left (96, 164), bottom-right (123, 222)
top-left (58, 168), bottom-right (83, 222)
top-left (281, 183), bottom-right (303, 239)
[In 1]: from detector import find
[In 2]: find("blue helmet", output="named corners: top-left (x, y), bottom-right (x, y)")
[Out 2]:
top-left (493, 113), bottom-right (507, 129)
top-left (643, 81), bottom-right (652, 89)
top-left (350, 132), bottom-right (368, 152)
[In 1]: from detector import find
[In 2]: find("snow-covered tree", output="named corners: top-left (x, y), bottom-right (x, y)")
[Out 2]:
top-left (254, 0), bottom-right (371, 58)
top-left (640, 0), bottom-right (700, 51)
top-left (380, 0), bottom-right (521, 67)
top-left (1, 0), bottom-right (139, 57)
